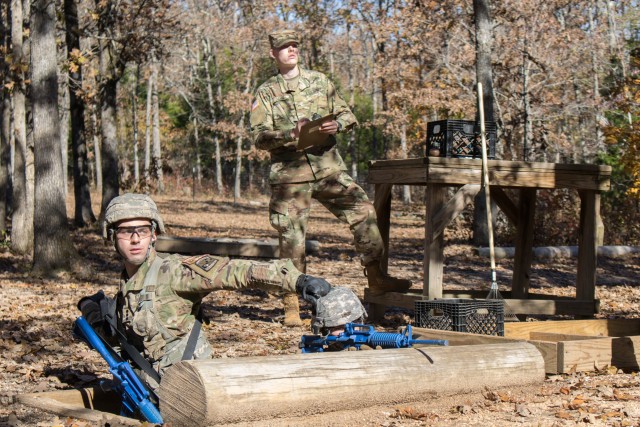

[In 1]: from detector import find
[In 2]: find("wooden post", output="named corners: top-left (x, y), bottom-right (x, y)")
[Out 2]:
top-left (373, 183), bottom-right (393, 273)
top-left (159, 343), bottom-right (545, 426)
top-left (424, 185), bottom-right (446, 299)
top-left (512, 188), bottom-right (537, 299)
top-left (576, 190), bottom-right (598, 304)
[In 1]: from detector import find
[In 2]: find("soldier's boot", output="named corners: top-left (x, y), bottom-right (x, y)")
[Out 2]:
top-left (283, 293), bottom-right (303, 327)
top-left (364, 262), bottom-right (411, 296)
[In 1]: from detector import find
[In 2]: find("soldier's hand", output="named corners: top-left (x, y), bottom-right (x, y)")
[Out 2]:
top-left (295, 275), bottom-right (332, 305)
top-left (77, 291), bottom-right (105, 327)
top-left (319, 120), bottom-right (339, 135)
top-left (290, 118), bottom-right (310, 140)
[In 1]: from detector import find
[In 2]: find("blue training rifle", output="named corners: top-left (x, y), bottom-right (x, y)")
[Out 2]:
top-left (299, 323), bottom-right (448, 353)
top-left (74, 316), bottom-right (164, 424)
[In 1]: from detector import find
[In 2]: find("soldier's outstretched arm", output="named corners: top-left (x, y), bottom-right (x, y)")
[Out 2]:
top-left (179, 255), bottom-right (330, 304)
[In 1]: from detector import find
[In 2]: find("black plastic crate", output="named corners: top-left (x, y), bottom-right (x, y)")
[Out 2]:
top-left (414, 298), bottom-right (504, 336)
top-left (426, 120), bottom-right (497, 159)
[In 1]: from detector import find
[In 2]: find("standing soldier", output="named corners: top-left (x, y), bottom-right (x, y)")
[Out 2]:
top-left (77, 193), bottom-right (335, 388)
top-left (250, 29), bottom-right (410, 326)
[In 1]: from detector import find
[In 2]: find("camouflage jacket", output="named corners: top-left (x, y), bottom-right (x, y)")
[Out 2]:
top-left (250, 68), bottom-right (358, 184)
top-left (116, 250), bottom-right (301, 365)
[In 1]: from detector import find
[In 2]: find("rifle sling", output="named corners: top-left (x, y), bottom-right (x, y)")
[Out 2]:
top-left (181, 313), bottom-right (202, 361)
top-left (104, 312), bottom-right (162, 384)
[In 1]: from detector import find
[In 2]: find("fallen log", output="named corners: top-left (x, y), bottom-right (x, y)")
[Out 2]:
top-left (155, 235), bottom-right (320, 258)
top-left (475, 245), bottom-right (640, 260)
top-left (158, 342), bottom-right (544, 426)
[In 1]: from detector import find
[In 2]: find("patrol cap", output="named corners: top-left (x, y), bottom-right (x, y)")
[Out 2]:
top-left (269, 30), bottom-right (300, 49)
top-left (102, 193), bottom-right (166, 239)
top-left (312, 287), bottom-right (367, 329)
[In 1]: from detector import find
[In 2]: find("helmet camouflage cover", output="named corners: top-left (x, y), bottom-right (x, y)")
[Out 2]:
top-left (312, 287), bottom-right (367, 330)
top-left (103, 193), bottom-right (166, 239)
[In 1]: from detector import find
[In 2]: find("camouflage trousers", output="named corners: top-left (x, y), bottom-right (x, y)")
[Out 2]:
top-left (269, 171), bottom-right (384, 271)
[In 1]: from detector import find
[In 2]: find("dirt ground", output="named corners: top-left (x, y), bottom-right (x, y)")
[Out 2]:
top-left (1, 191), bottom-right (640, 426)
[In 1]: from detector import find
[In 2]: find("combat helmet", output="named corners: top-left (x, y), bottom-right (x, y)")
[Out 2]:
top-left (312, 287), bottom-right (367, 331)
top-left (103, 193), bottom-right (166, 240)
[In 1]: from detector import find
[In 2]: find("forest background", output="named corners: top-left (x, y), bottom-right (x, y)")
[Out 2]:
top-left (0, 0), bottom-right (639, 273)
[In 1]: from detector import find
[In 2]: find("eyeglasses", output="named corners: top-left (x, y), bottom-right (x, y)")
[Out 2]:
top-left (115, 225), bottom-right (153, 240)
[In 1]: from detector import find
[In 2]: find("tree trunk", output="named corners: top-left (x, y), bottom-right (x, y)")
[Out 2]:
top-left (58, 38), bottom-right (70, 198)
top-left (203, 38), bottom-right (223, 193)
top-left (0, 91), bottom-right (8, 232)
top-left (144, 66), bottom-right (152, 189)
top-left (346, 21), bottom-right (358, 181)
top-left (472, 0), bottom-right (495, 247)
top-left (132, 65), bottom-right (140, 186)
top-left (10, 0), bottom-right (34, 255)
top-left (97, 37), bottom-right (120, 216)
top-left (90, 104), bottom-right (102, 191)
top-left (31, 0), bottom-right (77, 274)
top-left (0, 5), bottom-right (9, 232)
top-left (151, 57), bottom-right (164, 192)
top-left (64, 0), bottom-right (95, 227)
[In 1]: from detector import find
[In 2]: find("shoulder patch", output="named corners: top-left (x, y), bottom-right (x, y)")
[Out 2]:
top-left (182, 254), bottom-right (229, 281)
top-left (183, 254), bottom-right (219, 271)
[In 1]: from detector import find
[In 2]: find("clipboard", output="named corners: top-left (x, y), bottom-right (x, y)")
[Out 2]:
top-left (297, 114), bottom-right (335, 150)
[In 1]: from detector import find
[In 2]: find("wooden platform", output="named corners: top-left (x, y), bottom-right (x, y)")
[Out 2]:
top-left (413, 318), bottom-right (640, 373)
top-left (366, 157), bottom-right (612, 318)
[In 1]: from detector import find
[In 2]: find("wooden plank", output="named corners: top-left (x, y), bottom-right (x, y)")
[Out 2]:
top-left (369, 158), bottom-right (611, 190)
top-left (528, 340), bottom-right (559, 374)
top-left (512, 188), bottom-right (537, 298)
top-left (363, 290), bottom-right (598, 316)
top-left (155, 235), bottom-right (319, 258)
top-left (367, 163), bottom-right (426, 184)
top-left (576, 190), bottom-right (598, 303)
top-left (373, 183), bottom-right (392, 274)
top-left (432, 184), bottom-right (480, 240)
top-left (504, 319), bottom-right (640, 339)
top-left (559, 336), bottom-right (640, 373)
top-left (491, 187), bottom-right (518, 225)
top-left (529, 332), bottom-right (601, 342)
top-left (424, 185), bottom-right (446, 298)
top-left (18, 387), bottom-right (140, 426)
top-left (411, 327), bottom-right (522, 345)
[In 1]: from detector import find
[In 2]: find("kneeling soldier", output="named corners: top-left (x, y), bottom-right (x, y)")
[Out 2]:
top-left (77, 193), bottom-right (335, 389)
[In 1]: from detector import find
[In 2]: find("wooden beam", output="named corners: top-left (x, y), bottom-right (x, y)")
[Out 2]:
top-left (364, 290), bottom-right (599, 316)
top-left (17, 387), bottom-right (141, 426)
top-left (576, 190), bottom-right (599, 303)
top-left (373, 183), bottom-right (392, 274)
top-left (504, 318), bottom-right (640, 339)
top-left (158, 343), bottom-right (544, 426)
top-left (424, 185), bottom-right (446, 298)
top-left (432, 184), bottom-right (481, 240)
top-left (368, 158), bottom-right (612, 191)
top-left (491, 187), bottom-right (518, 225)
top-left (512, 188), bottom-right (537, 298)
top-left (155, 235), bottom-right (319, 258)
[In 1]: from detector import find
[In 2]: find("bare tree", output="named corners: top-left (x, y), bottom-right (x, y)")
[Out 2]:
top-left (64, 0), bottom-right (95, 226)
top-left (31, 0), bottom-right (77, 274)
top-left (472, 0), bottom-right (496, 247)
top-left (151, 56), bottom-right (164, 192)
top-left (10, 0), bottom-right (34, 255)
top-left (0, 2), bottom-right (9, 233)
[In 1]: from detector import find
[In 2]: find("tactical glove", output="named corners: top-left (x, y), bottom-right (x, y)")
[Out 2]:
top-left (77, 291), bottom-right (106, 328)
top-left (295, 275), bottom-right (331, 305)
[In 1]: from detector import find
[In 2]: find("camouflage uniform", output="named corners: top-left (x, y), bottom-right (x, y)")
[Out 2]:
top-left (117, 249), bottom-right (300, 387)
top-left (250, 61), bottom-right (383, 270)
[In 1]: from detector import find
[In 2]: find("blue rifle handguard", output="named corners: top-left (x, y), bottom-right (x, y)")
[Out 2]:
top-left (74, 316), bottom-right (164, 424)
top-left (300, 323), bottom-right (448, 353)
